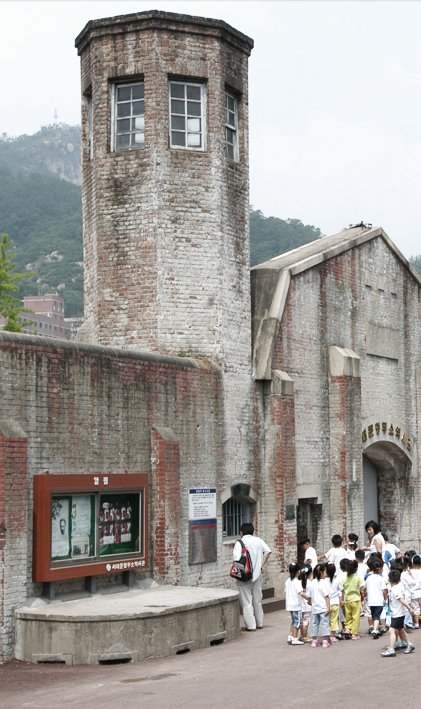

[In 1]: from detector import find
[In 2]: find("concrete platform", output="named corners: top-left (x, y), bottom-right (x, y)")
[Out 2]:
top-left (15, 586), bottom-right (240, 665)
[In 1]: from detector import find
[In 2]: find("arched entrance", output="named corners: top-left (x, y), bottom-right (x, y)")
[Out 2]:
top-left (363, 439), bottom-right (413, 547)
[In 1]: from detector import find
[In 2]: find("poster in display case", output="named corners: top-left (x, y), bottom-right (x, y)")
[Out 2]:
top-left (33, 473), bottom-right (148, 582)
top-left (99, 493), bottom-right (140, 556)
top-left (51, 494), bottom-right (95, 561)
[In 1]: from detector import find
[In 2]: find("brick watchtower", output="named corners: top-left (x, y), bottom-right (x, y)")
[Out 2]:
top-left (75, 10), bottom-right (253, 369)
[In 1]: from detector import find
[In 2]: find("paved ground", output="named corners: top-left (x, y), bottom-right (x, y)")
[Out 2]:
top-left (1, 612), bottom-right (419, 709)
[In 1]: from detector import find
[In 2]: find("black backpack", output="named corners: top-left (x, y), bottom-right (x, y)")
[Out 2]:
top-left (230, 539), bottom-right (253, 581)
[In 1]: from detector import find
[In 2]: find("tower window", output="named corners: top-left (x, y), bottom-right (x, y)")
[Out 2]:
top-left (225, 93), bottom-right (237, 160)
top-left (113, 82), bottom-right (145, 151)
top-left (169, 81), bottom-right (204, 150)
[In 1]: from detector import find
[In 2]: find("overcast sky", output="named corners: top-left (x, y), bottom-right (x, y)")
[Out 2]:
top-left (1, 1), bottom-right (421, 258)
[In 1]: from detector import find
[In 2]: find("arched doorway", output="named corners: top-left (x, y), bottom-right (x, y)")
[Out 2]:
top-left (363, 439), bottom-right (414, 548)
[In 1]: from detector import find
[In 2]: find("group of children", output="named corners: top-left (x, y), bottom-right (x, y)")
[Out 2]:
top-left (285, 524), bottom-right (419, 657)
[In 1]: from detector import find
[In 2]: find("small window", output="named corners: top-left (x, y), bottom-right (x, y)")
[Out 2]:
top-left (222, 498), bottom-right (247, 538)
top-left (113, 82), bottom-right (145, 151)
top-left (225, 93), bottom-right (237, 160)
top-left (169, 81), bottom-right (204, 150)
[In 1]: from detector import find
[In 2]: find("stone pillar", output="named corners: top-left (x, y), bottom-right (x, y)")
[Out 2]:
top-left (150, 426), bottom-right (181, 584)
top-left (262, 370), bottom-right (297, 594)
top-left (328, 347), bottom-right (362, 540)
top-left (0, 420), bottom-right (28, 663)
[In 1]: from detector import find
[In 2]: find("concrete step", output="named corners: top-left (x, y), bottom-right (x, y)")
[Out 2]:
top-left (262, 596), bottom-right (285, 613)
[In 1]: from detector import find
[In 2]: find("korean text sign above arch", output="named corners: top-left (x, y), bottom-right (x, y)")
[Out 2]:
top-left (33, 473), bottom-right (148, 583)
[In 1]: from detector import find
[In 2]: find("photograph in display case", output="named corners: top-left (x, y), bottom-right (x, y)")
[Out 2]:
top-left (99, 493), bottom-right (140, 556)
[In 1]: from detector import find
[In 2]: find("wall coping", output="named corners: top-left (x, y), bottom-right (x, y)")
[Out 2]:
top-left (75, 10), bottom-right (254, 56)
top-left (0, 331), bottom-right (220, 372)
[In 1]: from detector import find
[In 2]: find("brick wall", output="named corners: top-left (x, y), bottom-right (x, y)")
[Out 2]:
top-left (272, 237), bottom-right (421, 553)
top-left (0, 421), bottom-right (28, 663)
top-left (0, 332), bottom-right (267, 603)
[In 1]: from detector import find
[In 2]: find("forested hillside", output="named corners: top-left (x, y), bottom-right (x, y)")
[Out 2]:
top-left (3, 123), bottom-right (419, 322)
top-left (0, 167), bottom-right (83, 316)
top-left (250, 209), bottom-right (323, 266)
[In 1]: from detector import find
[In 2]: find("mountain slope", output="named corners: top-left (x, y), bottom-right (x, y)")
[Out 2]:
top-left (0, 124), bottom-right (81, 185)
top-left (0, 167), bottom-right (83, 316)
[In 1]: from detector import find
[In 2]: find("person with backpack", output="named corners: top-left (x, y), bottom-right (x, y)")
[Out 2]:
top-left (232, 522), bottom-right (271, 631)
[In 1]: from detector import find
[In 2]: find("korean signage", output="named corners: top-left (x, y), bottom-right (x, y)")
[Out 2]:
top-left (362, 420), bottom-right (412, 454)
top-left (188, 488), bottom-right (217, 520)
top-left (188, 488), bottom-right (217, 565)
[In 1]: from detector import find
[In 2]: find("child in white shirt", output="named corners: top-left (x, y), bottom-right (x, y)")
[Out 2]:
top-left (319, 534), bottom-right (346, 575)
top-left (381, 569), bottom-right (415, 657)
top-left (299, 565), bottom-right (313, 643)
top-left (410, 554), bottom-right (421, 629)
top-left (326, 561), bottom-right (341, 644)
top-left (300, 538), bottom-right (318, 572)
top-left (355, 549), bottom-right (368, 580)
top-left (306, 564), bottom-right (331, 648)
top-left (344, 533), bottom-right (358, 560)
top-left (285, 562), bottom-right (307, 645)
top-left (363, 560), bottom-right (387, 638)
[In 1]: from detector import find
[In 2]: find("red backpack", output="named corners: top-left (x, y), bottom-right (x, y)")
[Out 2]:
top-left (230, 539), bottom-right (253, 582)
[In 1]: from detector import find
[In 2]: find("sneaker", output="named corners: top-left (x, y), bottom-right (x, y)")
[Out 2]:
top-left (335, 632), bottom-right (344, 640)
top-left (404, 643), bottom-right (415, 654)
top-left (351, 635), bottom-right (361, 640)
top-left (322, 640), bottom-right (330, 648)
top-left (395, 640), bottom-right (408, 650)
top-left (302, 637), bottom-right (312, 643)
top-left (372, 631), bottom-right (380, 639)
top-left (379, 627), bottom-right (388, 635)
top-left (413, 624), bottom-right (420, 629)
top-left (329, 637), bottom-right (339, 644)
top-left (311, 640), bottom-right (319, 648)
top-left (344, 629), bottom-right (352, 639)
top-left (381, 647), bottom-right (396, 657)
top-left (291, 638), bottom-right (304, 645)
top-left (287, 636), bottom-right (292, 644)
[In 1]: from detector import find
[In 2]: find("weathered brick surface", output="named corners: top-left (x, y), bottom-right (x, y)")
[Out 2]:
top-left (261, 389), bottom-right (297, 576)
top-left (0, 334), bottom-right (263, 607)
top-left (272, 236), bottom-right (421, 552)
top-left (151, 427), bottom-right (181, 584)
top-left (76, 11), bottom-right (253, 370)
top-left (0, 426), bottom-right (28, 663)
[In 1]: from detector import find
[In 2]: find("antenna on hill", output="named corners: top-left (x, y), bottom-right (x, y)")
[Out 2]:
top-left (54, 109), bottom-right (58, 124)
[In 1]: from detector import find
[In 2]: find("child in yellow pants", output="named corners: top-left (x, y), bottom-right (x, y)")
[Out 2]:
top-left (340, 560), bottom-right (364, 639)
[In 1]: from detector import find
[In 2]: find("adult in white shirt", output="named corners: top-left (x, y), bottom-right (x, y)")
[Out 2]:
top-left (300, 537), bottom-right (318, 571)
top-left (363, 521), bottom-right (385, 559)
top-left (233, 522), bottom-right (271, 631)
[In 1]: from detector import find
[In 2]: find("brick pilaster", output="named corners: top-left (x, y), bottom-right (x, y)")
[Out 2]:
top-left (150, 426), bottom-right (181, 584)
top-left (0, 420), bottom-right (28, 664)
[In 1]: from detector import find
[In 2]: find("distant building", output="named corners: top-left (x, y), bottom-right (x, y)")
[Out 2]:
top-left (0, 294), bottom-right (71, 340)
top-left (64, 316), bottom-right (84, 340)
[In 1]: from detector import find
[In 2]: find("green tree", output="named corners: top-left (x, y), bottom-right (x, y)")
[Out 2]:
top-left (250, 208), bottom-right (323, 267)
top-left (0, 233), bottom-right (36, 332)
top-left (409, 254), bottom-right (421, 277)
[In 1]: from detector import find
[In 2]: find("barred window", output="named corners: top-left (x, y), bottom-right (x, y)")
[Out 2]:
top-left (169, 81), bottom-right (204, 150)
top-left (222, 498), bottom-right (246, 538)
top-left (114, 82), bottom-right (145, 151)
top-left (225, 93), bottom-right (237, 160)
